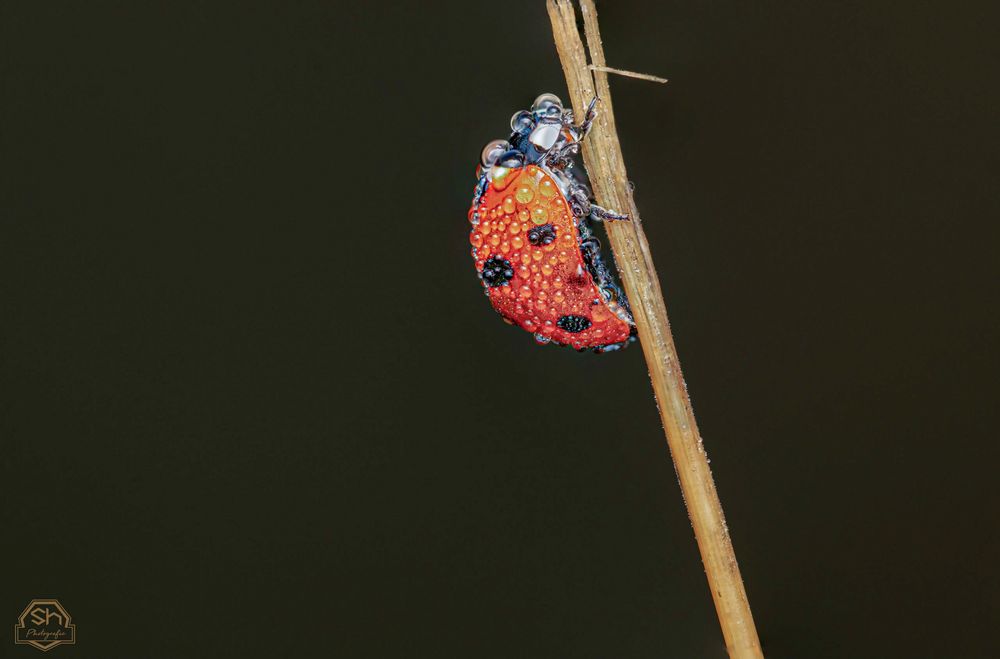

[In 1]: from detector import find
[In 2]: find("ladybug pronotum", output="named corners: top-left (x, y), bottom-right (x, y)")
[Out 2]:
top-left (467, 93), bottom-right (637, 353)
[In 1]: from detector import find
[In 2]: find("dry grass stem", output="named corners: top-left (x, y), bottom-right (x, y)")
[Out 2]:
top-left (547, 1), bottom-right (764, 657)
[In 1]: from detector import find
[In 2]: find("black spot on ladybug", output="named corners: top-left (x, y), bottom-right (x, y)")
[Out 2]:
top-left (527, 223), bottom-right (557, 246)
top-left (557, 315), bottom-right (592, 333)
top-left (481, 256), bottom-right (514, 287)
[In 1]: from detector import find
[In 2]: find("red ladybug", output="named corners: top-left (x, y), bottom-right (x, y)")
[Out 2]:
top-left (468, 93), bottom-right (636, 353)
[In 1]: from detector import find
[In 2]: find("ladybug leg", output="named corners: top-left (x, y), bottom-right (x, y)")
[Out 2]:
top-left (568, 181), bottom-right (628, 222)
top-left (590, 203), bottom-right (630, 222)
top-left (544, 141), bottom-right (580, 171)
top-left (573, 96), bottom-right (600, 138)
top-left (569, 193), bottom-right (591, 219)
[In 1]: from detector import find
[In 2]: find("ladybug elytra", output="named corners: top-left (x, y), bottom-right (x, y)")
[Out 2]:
top-left (468, 93), bottom-right (636, 353)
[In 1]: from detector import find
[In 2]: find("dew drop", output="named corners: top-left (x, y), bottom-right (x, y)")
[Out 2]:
top-left (515, 185), bottom-right (535, 204)
top-left (538, 178), bottom-right (558, 199)
top-left (481, 139), bottom-right (511, 167)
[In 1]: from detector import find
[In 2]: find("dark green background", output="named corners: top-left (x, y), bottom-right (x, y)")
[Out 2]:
top-left (2, 1), bottom-right (998, 657)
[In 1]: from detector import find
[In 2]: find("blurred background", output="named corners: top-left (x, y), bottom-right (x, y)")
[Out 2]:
top-left (1, 1), bottom-right (998, 657)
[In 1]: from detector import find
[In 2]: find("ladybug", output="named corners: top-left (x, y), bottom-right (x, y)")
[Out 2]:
top-left (468, 93), bottom-right (637, 353)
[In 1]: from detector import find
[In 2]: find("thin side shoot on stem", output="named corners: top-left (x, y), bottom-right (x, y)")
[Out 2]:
top-left (588, 64), bottom-right (668, 84)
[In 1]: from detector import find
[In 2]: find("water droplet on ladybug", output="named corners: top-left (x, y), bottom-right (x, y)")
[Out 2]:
top-left (539, 178), bottom-right (558, 199)
top-left (531, 93), bottom-right (563, 118)
top-left (481, 139), bottom-right (511, 167)
top-left (515, 185), bottom-right (535, 204)
top-left (491, 166), bottom-right (513, 190)
top-left (511, 110), bottom-right (534, 134)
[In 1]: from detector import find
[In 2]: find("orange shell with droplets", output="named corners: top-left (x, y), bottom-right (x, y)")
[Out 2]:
top-left (469, 164), bottom-right (633, 349)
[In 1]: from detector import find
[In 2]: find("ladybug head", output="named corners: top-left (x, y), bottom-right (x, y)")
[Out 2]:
top-left (477, 94), bottom-right (580, 181)
top-left (515, 93), bottom-right (570, 153)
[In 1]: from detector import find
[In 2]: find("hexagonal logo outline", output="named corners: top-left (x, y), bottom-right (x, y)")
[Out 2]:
top-left (13, 599), bottom-right (76, 652)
